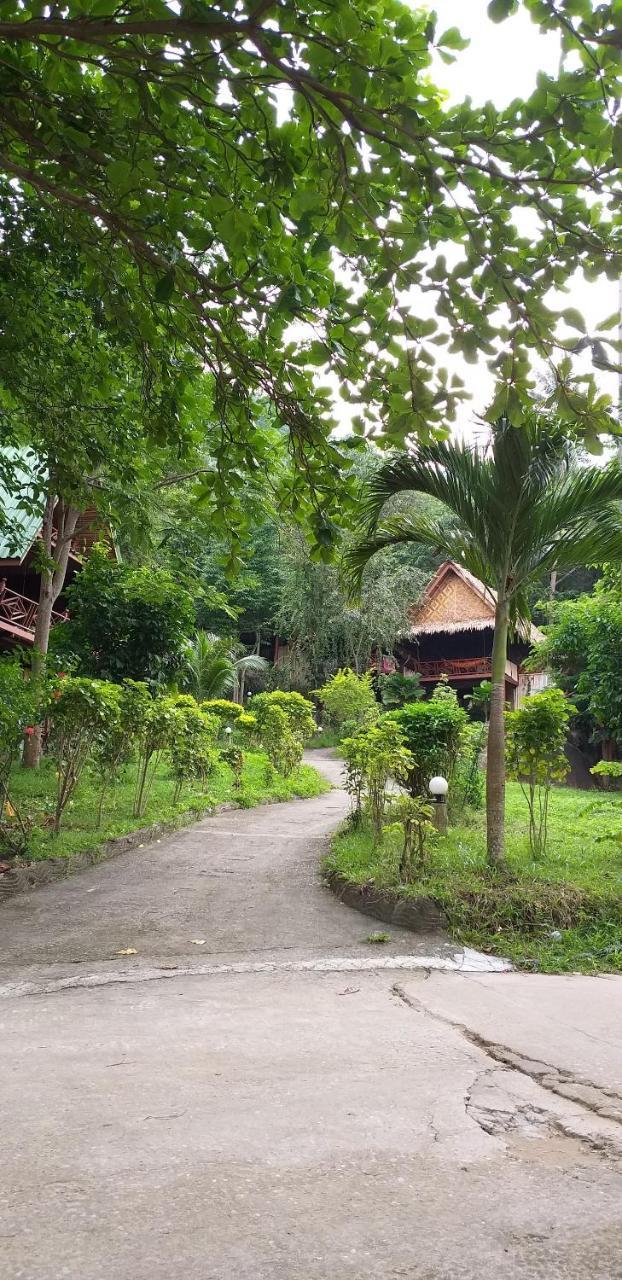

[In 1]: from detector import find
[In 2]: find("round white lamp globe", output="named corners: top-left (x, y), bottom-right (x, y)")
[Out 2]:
top-left (428, 775), bottom-right (449, 798)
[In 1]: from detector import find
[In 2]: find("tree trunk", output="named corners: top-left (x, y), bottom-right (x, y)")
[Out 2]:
top-left (23, 494), bottom-right (79, 769)
top-left (486, 598), bottom-right (510, 868)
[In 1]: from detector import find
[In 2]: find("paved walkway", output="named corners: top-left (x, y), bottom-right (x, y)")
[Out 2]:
top-left (0, 750), bottom-right (459, 991)
top-left (2, 751), bottom-right (622, 1279)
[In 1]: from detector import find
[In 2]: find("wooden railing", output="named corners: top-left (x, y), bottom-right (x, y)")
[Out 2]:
top-left (0, 584), bottom-right (68, 638)
top-left (407, 657), bottom-right (518, 683)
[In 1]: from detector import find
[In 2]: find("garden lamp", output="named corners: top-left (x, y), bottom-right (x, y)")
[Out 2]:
top-left (224, 725), bottom-right (233, 739)
top-left (428, 775), bottom-right (448, 834)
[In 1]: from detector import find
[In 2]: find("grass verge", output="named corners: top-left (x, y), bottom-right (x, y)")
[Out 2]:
top-left (324, 781), bottom-right (622, 974)
top-left (8, 751), bottom-right (330, 863)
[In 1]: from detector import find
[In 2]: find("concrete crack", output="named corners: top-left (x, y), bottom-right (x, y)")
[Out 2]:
top-left (392, 982), bottom-right (622, 1129)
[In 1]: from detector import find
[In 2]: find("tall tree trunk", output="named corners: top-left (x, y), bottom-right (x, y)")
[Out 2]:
top-left (23, 494), bottom-right (79, 769)
top-left (486, 598), bottom-right (510, 868)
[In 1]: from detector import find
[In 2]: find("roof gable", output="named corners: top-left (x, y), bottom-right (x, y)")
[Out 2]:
top-left (409, 561), bottom-right (495, 635)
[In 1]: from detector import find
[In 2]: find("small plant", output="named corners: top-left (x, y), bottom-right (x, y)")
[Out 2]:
top-left (134, 695), bottom-right (184, 818)
top-left (200, 699), bottom-right (244, 729)
top-left (367, 931), bottom-right (391, 944)
top-left (505, 687), bottom-right (574, 859)
top-left (341, 719), bottom-right (413, 844)
top-left (90, 679), bottom-right (152, 827)
top-left (51, 677), bottom-right (123, 833)
top-left (378, 671), bottom-right (424, 709)
top-left (384, 794), bottom-right (436, 881)
top-left (316, 668), bottom-right (378, 735)
top-left (221, 745), bottom-right (244, 790)
top-left (466, 680), bottom-right (492, 722)
top-left (258, 703), bottom-right (303, 776)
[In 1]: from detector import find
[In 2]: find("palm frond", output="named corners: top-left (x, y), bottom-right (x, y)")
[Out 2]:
top-left (343, 513), bottom-right (468, 594)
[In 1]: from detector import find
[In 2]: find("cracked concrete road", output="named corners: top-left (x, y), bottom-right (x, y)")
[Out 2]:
top-left (2, 751), bottom-right (622, 1279)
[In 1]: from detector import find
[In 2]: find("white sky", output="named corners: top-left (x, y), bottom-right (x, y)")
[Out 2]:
top-left (332, 2), bottom-right (619, 437)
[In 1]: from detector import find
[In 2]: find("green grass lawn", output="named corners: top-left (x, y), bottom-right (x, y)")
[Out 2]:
top-left (7, 751), bottom-right (330, 864)
top-left (325, 781), bottom-right (622, 974)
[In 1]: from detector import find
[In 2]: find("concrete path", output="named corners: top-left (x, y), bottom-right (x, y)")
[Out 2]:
top-left (1, 751), bottom-right (622, 1279)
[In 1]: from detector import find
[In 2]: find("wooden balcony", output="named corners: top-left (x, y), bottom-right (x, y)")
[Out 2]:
top-left (407, 657), bottom-right (518, 685)
top-left (0, 584), bottom-right (68, 643)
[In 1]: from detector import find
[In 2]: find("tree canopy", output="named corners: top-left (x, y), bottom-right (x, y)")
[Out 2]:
top-left (1, 0), bottom-right (621, 506)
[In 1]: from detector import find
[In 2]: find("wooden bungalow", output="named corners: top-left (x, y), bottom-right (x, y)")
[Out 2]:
top-left (0, 454), bottom-right (115, 649)
top-left (392, 561), bottom-right (548, 709)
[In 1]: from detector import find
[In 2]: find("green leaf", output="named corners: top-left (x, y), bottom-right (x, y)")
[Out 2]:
top-left (562, 307), bottom-right (587, 333)
top-left (154, 270), bottom-right (176, 303)
top-left (487, 0), bottom-right (519, 21)
top-left (437, 28), bottom-right (469, 51)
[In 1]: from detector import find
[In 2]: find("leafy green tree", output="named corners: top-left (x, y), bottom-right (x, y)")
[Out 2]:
top-left (534, 584), bottom-right (622, 756)
top-left (346, 419), bottom-right (622, 865)
top-left (61, 549), bottom-right (195, 685)
top-left (341, 719), bottom-right (413, 844)
top-left (0, 204), bottom-right (194, 764)
top-left (316, 670), bottom-right (379, 735)
top-left (0, 1), bottom-right (620, 484)
top-left (51, 677), bottom-right (122, 833)
top-left (276, 525), bottom-right (429, 683)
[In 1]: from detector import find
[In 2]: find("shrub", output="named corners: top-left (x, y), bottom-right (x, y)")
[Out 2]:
top-left (378, 671), bottom-right (424, 709)
top-left (316, 669), bottom-right (378, 734)
top-left (236, 711), bottom-right (259, 747)
top-left (258, 703), bottom-right (303, 776)
top-left (134, 695), bottom-right (184, 818)
top-left (200, 699), bottom-right (244, 728)
top-left (251, 690), bottom-right (316, 741)
top-left (0, 656), bottom-right (48, 853)
top-left (169, 701), bottom-right (218, 802)
top-left (90, 679), bottom-right (153, 827)
top-left (505, 687), bottom-right (574, 859)
top-left (341, 719), bottom-right (413, 843)
top-left (51, 677), bottom-right (123, 832)
top-left (452, 721), bottom-right (486, 816)
top-left (384, 794), bottom-right (436, 880)
top-left (386, 698), bottom-right (467, 798)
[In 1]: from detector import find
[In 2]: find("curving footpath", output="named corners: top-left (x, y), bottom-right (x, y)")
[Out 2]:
top-left (1, 749), bottom-right (622, 1280)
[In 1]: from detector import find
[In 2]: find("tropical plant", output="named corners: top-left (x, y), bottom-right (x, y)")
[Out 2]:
top-left (346, 417), bottom-right (622, 865)
top-left (505, 688), bottom-right (574, 859)
top-left (379, 672), bottom-right (425, 709)
top-left (316, 669), bottom-right (378, 735)
top-left (466, 681), bottom-right (493, 723)
top-left (134, 696), bottom-right (184, 819)
top-left (61, 549), bottom-right (195, 686)
top-left (181, 632), bottom-right (268, 704)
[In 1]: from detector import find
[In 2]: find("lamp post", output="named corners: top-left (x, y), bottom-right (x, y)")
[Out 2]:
top-left (428, 775), bottom-right (449, 834)
top-left (224, 725), bottom-right (233, 742)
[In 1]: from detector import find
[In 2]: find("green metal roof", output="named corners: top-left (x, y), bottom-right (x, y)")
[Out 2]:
top-left (0, 448), bottom-right (45, 561)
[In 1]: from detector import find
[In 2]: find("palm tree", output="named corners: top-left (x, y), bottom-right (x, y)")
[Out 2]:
top-left (181, 631), bottom-right (268, 703)
top-left (345, 418), bottom-right (622, 867)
